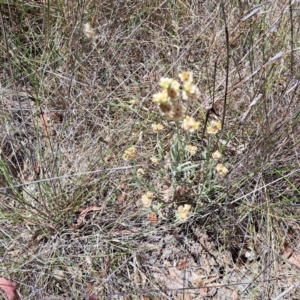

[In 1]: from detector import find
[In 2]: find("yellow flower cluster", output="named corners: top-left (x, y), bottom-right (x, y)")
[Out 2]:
top-left (153, 78), bottom-right (180, 105)
top-left (152, 72), bottom-right (200, 122)
top-left (152, 123), bottom-right (164, 133)
top-left (150, 157), bottom-right (159, 164)
top-left (137, 168), bottom-right (145, 177)
top-left (153, 90), bottom-right (169, 104)
top-left (159, 78), bottom-right (180, 99)
top-left (178, 71), bottom-right (193, 83)
top-left (182, 116), bottom-right (200, 133)
top-left (216, 164), bottom-right (228, 175)
top-left (207, 120), bottom-right (222, 134)
top-left (142, 191), bottom-right (154, 207)
top-left (171, 103), bottom-right (184, 120)
top-left (178, 71), bottom-right (200, 100)
top-left (186, 145), bottom-right (198, 155)
top-left (177, 204), bottom-right (191, 221)
top-left (83, 23), bottom-right (96, 45)
top-left (212, 150), bottom-right (222, 160)
top-left (123, 146), bottom-right (136, 161)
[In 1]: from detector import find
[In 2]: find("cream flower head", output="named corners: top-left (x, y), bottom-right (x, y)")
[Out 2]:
top-left (167, 82), bottom-right (180, 99)
top-left (150, 157), bottom-right (159, 164)
top-left (153, 90), bottom-right (169, 104)
top-left (170, 103), bottom-right (184, 120)
top-left (137, 168), bottom-right (145, 177)
top-left (207, 120), bottom-right (222, 134)
top-left (83, 23), bottom-right (96, 45)
top-left (158, 102), bottom-right (173, 115)
top-left (177, 204), bottom-right (191, 221)
top-left (123, 146), bottom-right (136, 161)
top-left (158, 78), bottom-right (180, 99)
top-left (182, 116), bottom-right (200, 133)
top-left (182, 83), bottom-right (200, 100)
top-left (212, 150), bottom-right (222, 160)
top-left (216, 164), bottom-right (228, 175)
top-left (159, 77), bottom-right (174, 89)
top-left (152, 123), bottom-right (164, 133)
top-left (142, 191), bottom-right (154, 207)
top-left (187, 145), bottom-right (198, 155)
top-left (179, 71), bottom-right (193, 83)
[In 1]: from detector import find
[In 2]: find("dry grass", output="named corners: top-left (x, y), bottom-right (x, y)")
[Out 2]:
top-left (0, 0), bottom-right (300, 299)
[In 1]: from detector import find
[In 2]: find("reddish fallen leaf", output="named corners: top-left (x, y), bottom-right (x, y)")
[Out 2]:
top-left (176, 257), bottom-right (187, 270)
top-left (78, 206), bottom-right (102, 213)
top-left (23, 219), bottom-right (36, 225)
top-left (32, 229), bottom-right (43, 241)
top-left (39, 112), bottom-right (52, 139)
top-left (33, 162), bottom-right (40, 178)
top-left (119, 183), bottom-right (127, 189)
top-left (71, 206), bottom-right (102, 230)
top-left (24, 220), bottom-right (58, 232)
top-left (44, 223), bottom-right (59, 232)
top-left (117, 184), bottom-right (128, 205)
top-left (148, 212), bottom-right (158, 225)
top-left (86, 280), bottom-right (93, 293)
top-left (231, 288), bottom-right (239, 300)
top-left (283, 247), bottom-right (293, 258)
top-left (282, 247), bottom-right (300, 269)
top-left (191, 271), bottom-right (204, 287)
top-left (204, 275), bottom-right (219, 284)
top-left (86, 280), bottom-right (98, 300)
top-left (0, 278), bottom-right (20, 300)
top-left (31, 224), bottom-right (59, 241)
top-left (49, 111), bottom-right (63, 123)
top-left (117, 193), bottom-right (127, 204)
top-left (111, 229), bottom-right (140, 235)
top-left (288, 250), bottom-right (300, 269)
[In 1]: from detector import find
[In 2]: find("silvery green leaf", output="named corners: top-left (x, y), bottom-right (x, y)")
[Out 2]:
top-left (180, 164), bottom-right (200, 172)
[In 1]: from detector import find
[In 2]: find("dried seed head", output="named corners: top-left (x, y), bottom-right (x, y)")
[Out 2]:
top-left (167, 80), bottom-right (180, 99)
top-left (170, 103), bottom-right (184, 120)
top-left (158, 102), bottom-right (173, 115)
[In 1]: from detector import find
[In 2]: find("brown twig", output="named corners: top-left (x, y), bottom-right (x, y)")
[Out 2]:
top-left (220, 1), bottom-right (230, 132)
